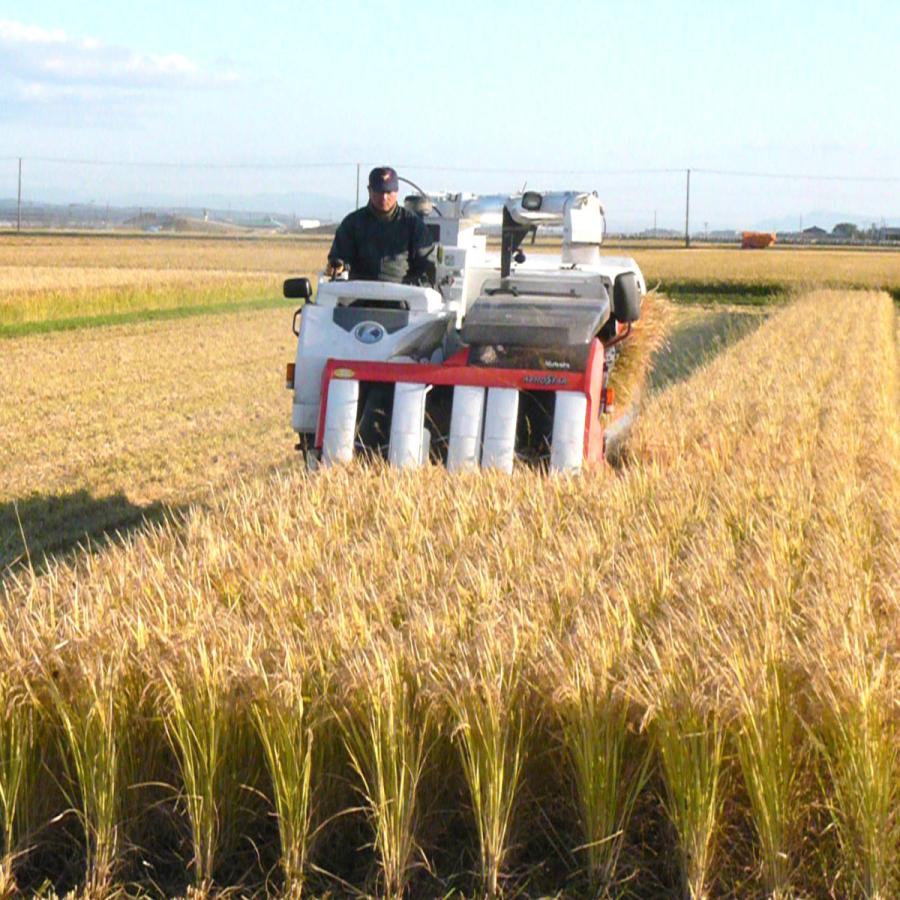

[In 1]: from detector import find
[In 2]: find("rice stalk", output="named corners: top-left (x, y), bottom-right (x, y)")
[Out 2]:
top-left (728, 638), bottom-right (800, 899)
top-left (0, 666), bottom-right (41, 893)
top-left (159, 630), bottom-right (244, 892)
top-left (813, 645), bottom-right (899, 899)
top-left (553, 609), bottom-right (651, 896)
top-left (641, 639), bottom-right (725, 900)
top-left (337, 639), bottom-right (430, 898)
top-left (39, 643), bottom-right (135, 895)
top-left (444, 630), bottom-right (531, 898)
top-left (606, 289), bottom-right (673, 410)
top-left (248, 641), bottom-right (326, 898)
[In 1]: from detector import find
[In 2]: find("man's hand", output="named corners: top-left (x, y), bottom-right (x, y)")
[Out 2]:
top-left (325, 259), bottom-right (345, 278)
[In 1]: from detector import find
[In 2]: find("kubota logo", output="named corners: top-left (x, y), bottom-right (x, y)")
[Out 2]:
top-left (523, 374), bottom-right (568, 386)
top-left (353, 322), bottom-right (385, 344)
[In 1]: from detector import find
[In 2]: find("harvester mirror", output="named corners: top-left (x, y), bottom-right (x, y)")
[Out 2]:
top-left (613, 273), bottom-right (641, 323)
top-left (283, 277), bottom-right (313, 301)
top-left (521, 191), bottom-right (543, 211)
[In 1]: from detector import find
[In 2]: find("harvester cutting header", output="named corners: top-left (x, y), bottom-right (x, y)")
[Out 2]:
top-left (284, 179), bottom-right (646, 473)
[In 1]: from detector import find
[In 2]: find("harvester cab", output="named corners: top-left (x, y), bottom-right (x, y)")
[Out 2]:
top-left (285, 189), bottom-right (646, 473)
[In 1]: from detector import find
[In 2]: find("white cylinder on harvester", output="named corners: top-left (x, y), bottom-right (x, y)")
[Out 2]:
top-left (549, 391), bottom-right (587, 473)
top-left (481, 387), bottom-right (519, 473)
top-left (388, 382), bottom-right (429, 468)
top-left (447, 385), bottom-right (486, 472)
top-left (321, 378), bottom-right (359, 465)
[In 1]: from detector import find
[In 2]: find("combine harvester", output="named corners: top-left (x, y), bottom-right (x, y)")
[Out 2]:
top-left (284, 190), bottom-right (646, 473)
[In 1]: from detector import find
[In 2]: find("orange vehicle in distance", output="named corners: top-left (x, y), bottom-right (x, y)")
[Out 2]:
top-left (741, 231), bottom-right (777, 249)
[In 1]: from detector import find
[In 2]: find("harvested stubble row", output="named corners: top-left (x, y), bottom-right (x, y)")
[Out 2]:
top-left (1, 291), bottom-right (898, 898)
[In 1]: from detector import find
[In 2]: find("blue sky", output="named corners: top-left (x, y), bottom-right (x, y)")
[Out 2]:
top-left (1, 1), bottom-right (898, 228)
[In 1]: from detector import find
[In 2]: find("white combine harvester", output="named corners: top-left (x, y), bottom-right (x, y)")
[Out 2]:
top-left (284, 190), bottom-right (646, 473)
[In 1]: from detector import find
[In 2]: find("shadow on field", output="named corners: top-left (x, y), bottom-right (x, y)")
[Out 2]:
top-left (1, 489), bottom-right (179, 575)
top-left (649, 306), bottom-right (770, 392)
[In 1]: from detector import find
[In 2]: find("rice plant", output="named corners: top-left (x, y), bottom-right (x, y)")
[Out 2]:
top-left (0, 663), bottom-right (41, 893)
top-left (443, 630), bottom-right (531, 897)
top-left (553, 609), bottom-right (652, 896)
top-left (640, 637), bottom-right (725, 900)
top-left (728, 638), bottom-right (800, 899)
top-left (809, 614), bottom-right (900, 900)
top-left (248, 639), bottom-right (326, 898)
top-left (158, 629), bottom-right (246, 893)
top-left (40, 644), bottom-right (135, 895)
top-left (338, 639), bottom-right (431, 898)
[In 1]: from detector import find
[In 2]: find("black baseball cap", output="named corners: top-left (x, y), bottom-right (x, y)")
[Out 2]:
top-left (368, 166), bottom-right (399, 193)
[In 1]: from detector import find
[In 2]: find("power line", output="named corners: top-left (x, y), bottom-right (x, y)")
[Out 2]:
top-left (24, 157), bottom-right (357, 170)
top-left (393, 164), bottom-right (683, 175)
top-left (695, 167), bottom-right (900, 183)
top-left (6, 156), bottom-right (900, 181)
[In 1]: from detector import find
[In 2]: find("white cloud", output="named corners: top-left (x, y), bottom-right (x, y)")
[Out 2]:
top-left (0, 18), bottom-right (236, 95)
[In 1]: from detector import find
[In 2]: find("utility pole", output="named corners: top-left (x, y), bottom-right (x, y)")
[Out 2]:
top-left (653, 209), bottom-right (657, 237)
top-left (355, 162), bottom-right (361, 209)
top-left (684, 168), bottom-right (691, 248)
top-left (17, 158), bottom-right (22, 233)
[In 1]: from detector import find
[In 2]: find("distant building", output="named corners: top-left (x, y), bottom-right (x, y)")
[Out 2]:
top-left (880, 226), bottom-right (900, 241)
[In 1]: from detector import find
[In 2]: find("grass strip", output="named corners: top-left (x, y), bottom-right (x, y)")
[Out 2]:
top-left (661, 280), bottom-right (786, 306)
top-left (0, 296), bottom-right (286, 339)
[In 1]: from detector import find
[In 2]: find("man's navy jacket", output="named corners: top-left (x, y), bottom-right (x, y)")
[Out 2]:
top-left (327, 204), bottom-right (436, 285)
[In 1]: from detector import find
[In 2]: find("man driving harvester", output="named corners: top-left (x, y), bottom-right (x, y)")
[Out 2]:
top-left (325, 166), bottom-right (436, 447)
top-left (326, 166), bottom-right (435, 286)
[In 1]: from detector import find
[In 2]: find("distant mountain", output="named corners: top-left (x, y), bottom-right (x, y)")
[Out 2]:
top-left (0, 188), bottom-right (350, 223)
top-left (169, 190), bottom-right (351, 221)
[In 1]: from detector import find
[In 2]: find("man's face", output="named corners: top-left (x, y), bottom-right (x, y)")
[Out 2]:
top-left (368, 187), bottom-right (398, 213)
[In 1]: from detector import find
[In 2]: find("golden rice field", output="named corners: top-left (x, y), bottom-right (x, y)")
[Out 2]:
top-left (1, 288), bottom-right (897, 897)
top-left (1, 235), bottom-right (899, 335)
top-left (3, 234), bottom-right (898, 288)
top-left (616, 244), bottom-right (900, 289)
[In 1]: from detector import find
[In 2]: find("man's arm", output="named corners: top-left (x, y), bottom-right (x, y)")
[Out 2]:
top-left (328, 215), bottom-right (356, 271)
top-left (405, 215), bottom-right (436, 286)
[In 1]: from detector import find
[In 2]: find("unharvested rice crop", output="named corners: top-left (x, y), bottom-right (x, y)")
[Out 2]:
top-left (623, 246), bottom-right (900, 290)
top-left (1, 289), bottom-right (896, 897)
